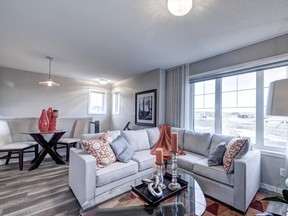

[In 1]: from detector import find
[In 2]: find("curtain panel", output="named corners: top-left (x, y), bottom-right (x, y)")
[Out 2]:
top-left (165, 64), bottom-right (190, 128)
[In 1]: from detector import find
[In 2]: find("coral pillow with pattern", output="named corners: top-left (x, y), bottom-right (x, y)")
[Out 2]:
top-left (223, 137), bottom-right (250, 173)
top-left (82, 132), bottom-right (116, 168)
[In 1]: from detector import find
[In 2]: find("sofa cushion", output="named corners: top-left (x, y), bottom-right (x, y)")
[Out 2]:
top-left (171, 127), bottom-right (186, 149)
top-left (79, 130), bottom-right (121, 149)
top-left (184, 130), bottom-right (212, 157)
top-left (131, 150), bottom-right (156, 171)
top-left (82, 133), bottom-right (116, 168)
top-left (110, 136), bottom-right (135, 163)
top-left (121, 129), bottom-right (150, 152)
top-left (95, 160), bottom-right (138, 186)
top-left (146, 127), bottom-right (160, 148)
top-left (176, 151), bottom-right (206, 172)
top-left (193, 158), bottom-right (234, 186)
top-left (209, 134), bottom-right (236, 155)
top-left (208, 142), bottom-right (226, 167)
top-left (223, 137), bottom-right (250, 173)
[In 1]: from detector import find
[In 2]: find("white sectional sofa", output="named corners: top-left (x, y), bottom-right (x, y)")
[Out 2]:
top-left (69, 127), bottom-right (261, 213)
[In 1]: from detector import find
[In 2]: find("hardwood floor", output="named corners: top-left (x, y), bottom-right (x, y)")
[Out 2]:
top-left (0, 159), bottom-right (79, 216)
top-left (0, 158), bottom-right (272, 216)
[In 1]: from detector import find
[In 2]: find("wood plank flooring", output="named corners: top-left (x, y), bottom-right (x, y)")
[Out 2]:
top-left (0, 159), bottom-right (80, 216)
top-left (0, 158), bottom-right (275, 216)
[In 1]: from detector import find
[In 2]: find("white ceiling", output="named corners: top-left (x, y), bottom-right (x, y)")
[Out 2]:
top-left (1, 0), bottom-right (288, 83)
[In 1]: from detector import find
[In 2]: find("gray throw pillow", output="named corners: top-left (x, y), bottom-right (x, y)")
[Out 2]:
top-left (110, 135), bottom-right (134, 163)
top-left (208, 142), bottom-right (226, 167)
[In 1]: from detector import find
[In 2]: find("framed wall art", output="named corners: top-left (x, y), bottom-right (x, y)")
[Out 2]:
top-left (135, 89), bottom-right (157, 126)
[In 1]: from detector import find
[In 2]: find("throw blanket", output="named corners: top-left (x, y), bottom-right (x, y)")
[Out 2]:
top-left (151, 125), bottom-right (186, 161)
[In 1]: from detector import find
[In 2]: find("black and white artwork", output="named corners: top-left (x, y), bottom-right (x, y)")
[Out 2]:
top-left (135, 89), bottom-right (157, 126)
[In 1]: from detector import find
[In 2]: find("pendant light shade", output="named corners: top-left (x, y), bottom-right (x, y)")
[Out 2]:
top-left (168, 0), bottom-right (193, 16)
top-left (39, 56), bottom-right (60, 87)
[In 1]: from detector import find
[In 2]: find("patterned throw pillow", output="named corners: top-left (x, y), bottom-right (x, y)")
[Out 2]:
top-left (82, 132), bottom-right (116, 168)
top-left (223, 138), bottom-right (249, 173)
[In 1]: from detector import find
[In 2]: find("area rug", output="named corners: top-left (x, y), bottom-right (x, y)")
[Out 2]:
top-left (204, 192), bottom-right (269, 216)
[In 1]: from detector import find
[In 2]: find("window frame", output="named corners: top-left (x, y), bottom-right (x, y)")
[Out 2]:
top-left (112, 89), bottom-right (120, 115)
top-left (88, 89), bottom-right (107, 115)
top-left (190, 65), bottom-right (288, 154)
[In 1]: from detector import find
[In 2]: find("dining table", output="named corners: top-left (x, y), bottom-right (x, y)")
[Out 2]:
top-left (22, 130), bottom-right (67, 171)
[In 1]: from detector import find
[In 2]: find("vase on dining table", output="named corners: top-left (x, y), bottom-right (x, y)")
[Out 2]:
top-left (38, 109), bottom-right (49, 133)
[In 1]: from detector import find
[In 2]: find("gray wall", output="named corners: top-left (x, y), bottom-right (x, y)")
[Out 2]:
top-left (188, 33), bottom-right (288, 191)
top-left (0, 66), bottom-right (111, 132)
top-left (111, 68), bottom-right (166, 130)
top-left (189, 33), bottom-right (288, 77)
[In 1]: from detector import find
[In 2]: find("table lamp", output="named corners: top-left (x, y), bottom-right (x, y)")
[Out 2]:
top-left (266, 78), bottom-right (288, 187)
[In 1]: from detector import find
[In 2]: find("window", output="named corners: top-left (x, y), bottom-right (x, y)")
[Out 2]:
top-left (112, 90), bottom-right (120, 114)
top-left (88, 90), bottom-right (106, 114)
top-left (222, 72), bottom-right (256, 143)
top-left (194, 80), bottom-right (215, 133)
top-left (191, 64), bottom-right (288, 153)
top-left (264, 67), bottom-right (288, 149)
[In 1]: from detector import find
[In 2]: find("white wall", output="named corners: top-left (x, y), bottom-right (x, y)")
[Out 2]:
top-left (111, 68), bottom-right (166, 130)
top-left (0, 66), bottom-right (111, 132)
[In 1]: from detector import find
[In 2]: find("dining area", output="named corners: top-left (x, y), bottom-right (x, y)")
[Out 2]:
top-left (0, 116), bottom-right (92, 171)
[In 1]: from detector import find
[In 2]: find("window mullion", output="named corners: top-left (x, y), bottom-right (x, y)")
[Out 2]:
top-left (189, 83), bottom-right (194, 130)
top-left (215, 78), bottom-right (222, 134)
top-left (256, 70), bottom-right (264, 146)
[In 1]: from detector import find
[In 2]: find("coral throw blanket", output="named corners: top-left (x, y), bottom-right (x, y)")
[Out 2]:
top-left (151, 125), bottom-right (185, 161)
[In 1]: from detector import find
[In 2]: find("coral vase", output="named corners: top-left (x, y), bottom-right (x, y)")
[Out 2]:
top-left (38, 109), bottom-right (49, 133)
top-left (47, 107), bottom-right (53, 131)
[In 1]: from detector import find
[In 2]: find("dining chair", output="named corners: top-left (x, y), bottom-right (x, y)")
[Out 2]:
top-left (0, 120), bottom-right (38, 170)
top-left (54, 119), bottom-right (89, 161)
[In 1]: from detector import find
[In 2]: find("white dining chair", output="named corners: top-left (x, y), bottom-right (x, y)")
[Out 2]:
top-left (0, 120), bottom-right (38, 170)
top-left (54, 119), bottom-right (89, 161)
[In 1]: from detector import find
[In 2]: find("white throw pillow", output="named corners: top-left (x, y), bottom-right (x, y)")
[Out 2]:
top-left (146, 127), bottom-right (160, 148)
top-left (121, 129), bottom-right (150, 152)
top-left (184, 130), bottom-right (212, 157)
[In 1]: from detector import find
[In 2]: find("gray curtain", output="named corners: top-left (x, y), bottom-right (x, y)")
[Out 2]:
top-left (165, 64), bottom-right (190, 128)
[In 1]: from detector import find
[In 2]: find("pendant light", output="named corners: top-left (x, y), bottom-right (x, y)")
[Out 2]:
top-left (168, 0), bottom-right (193, 16)
top-left (39, 56), bottom-right (60, 87)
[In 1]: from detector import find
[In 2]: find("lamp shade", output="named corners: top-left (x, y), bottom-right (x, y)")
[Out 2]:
top-left (266, 78), bottom-right (288, 117)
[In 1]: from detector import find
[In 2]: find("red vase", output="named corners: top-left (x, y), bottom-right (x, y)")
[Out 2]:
top-left (38, 109), bottom-right (49, 132)
top-left (47, 107), bottom-right (53, 131)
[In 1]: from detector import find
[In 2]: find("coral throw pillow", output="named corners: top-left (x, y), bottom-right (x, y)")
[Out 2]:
top-left (82, 132), bottom-right (116, 168)
top-left (223, 138), bottom-right (249, 173)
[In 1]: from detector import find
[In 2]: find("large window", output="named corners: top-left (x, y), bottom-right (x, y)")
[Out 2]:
top-left (222, 72), bottom-right (256, 143)
top-left (264, 67), bottom-right (288, 149)
top-left (191, 65), bottom-right (288, 152)
top-left (194, 80), bottom-right (215, 133)
top-left (88, 90), bottom-right (106, 114)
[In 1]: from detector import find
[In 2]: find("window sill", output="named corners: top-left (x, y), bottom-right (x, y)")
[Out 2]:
top-left (254, 147), bottom-right (286, 159)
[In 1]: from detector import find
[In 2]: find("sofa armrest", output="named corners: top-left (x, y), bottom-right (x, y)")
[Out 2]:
top-left (233, 150), bottom-right (261, 212)
top-left (69, 148), bottom-right (96, 207)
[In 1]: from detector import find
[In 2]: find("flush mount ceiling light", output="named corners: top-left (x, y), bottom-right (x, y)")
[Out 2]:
top-left (168, 0), bottom-right (193, 16)
top-left (39, 56), bottom-right (60, 87)
top-left (98, 79), bottom-right (108, 85)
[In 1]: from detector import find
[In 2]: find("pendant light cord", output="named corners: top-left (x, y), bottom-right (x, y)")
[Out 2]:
top-left (46, 56), bottom-right (54, 80)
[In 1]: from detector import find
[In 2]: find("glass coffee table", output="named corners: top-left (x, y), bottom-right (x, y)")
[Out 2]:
top-left (80, 168), bottom-right (206, 216)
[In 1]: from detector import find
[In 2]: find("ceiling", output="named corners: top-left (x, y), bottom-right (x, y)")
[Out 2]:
top-left (1, 0), bottom-right (288, 84)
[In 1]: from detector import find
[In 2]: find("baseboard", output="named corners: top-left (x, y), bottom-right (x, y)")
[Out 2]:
top-left (260, 182), bottom-right (283, 194)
